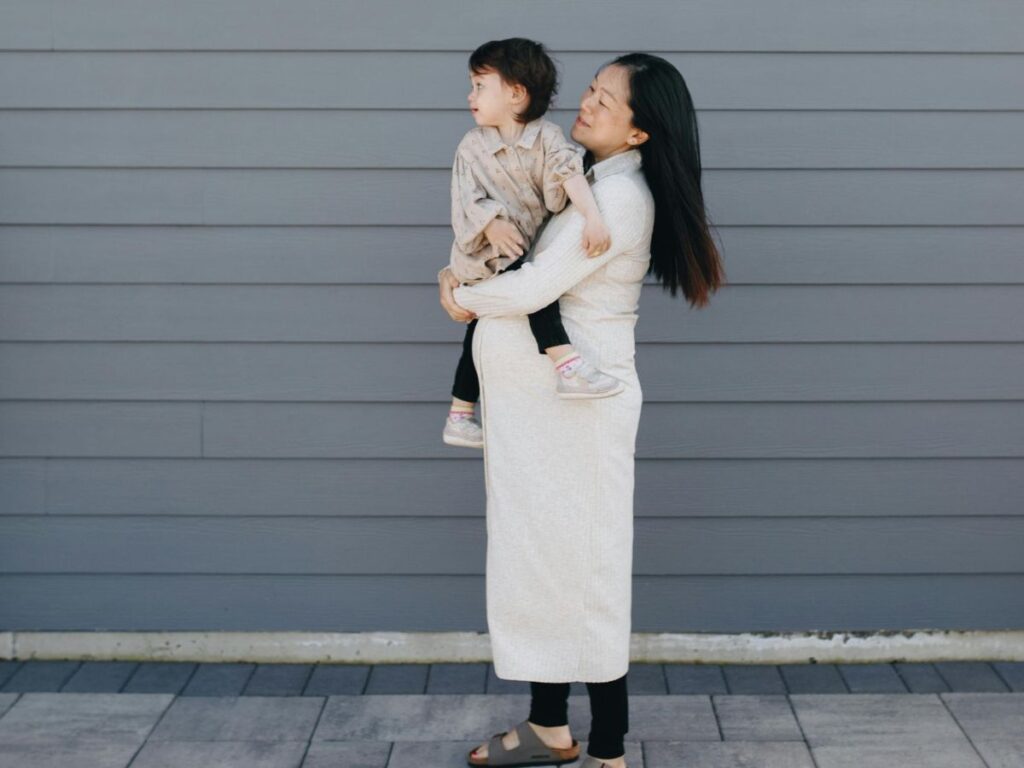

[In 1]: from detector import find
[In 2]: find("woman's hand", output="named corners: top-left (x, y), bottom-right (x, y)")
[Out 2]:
top-left (438, 266), bottom-right (477, 323)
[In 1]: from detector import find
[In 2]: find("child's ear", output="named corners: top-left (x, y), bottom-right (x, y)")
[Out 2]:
top-left (512, 83), bottom-right (528, 103)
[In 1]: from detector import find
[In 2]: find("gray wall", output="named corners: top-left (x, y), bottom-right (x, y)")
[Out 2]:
top-left (1, 1), bottom-right (1022, 634)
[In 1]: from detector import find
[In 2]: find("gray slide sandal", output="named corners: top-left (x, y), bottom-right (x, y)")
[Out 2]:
top-left (466, 718), bottom-right (581, 766)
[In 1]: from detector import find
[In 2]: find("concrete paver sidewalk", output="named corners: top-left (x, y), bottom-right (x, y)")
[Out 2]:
top-left (1, 690), bottom-right (1023, 767)
top-left (1, 661), bottom-right (1022, 766)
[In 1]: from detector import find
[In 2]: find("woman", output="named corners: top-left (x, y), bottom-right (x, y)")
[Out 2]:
top-left (438, 53), bottom-right (725, 768)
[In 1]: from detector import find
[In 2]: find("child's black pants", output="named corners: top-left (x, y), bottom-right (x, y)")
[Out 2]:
top-left (450, 257), bottom-right (570, 403)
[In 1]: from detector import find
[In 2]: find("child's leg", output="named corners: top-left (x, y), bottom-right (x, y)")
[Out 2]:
top-left (501, 257), bottom-right (575, 367)
top-left (527, 302), bottom-right (589, 378)
top-left (527, 300), bottom-right (571, 359)
top-left (502, 257), bottom-right (616, 391)
top-left (450, 318), bottom-right (480, 417)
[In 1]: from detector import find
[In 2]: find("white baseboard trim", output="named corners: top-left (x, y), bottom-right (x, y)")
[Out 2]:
top-left (3, 630), bottom-right (1024, 664)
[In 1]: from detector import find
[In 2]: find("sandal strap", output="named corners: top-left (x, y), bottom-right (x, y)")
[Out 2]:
top-left (486, 733), bottom-right (508, 764)
top-left (485, 719), bottom-right (559, 766)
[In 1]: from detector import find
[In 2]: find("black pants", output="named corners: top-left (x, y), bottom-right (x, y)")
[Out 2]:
top-left (450, 257), bottom-right (571, 403)
top-left (528, 673), bottom-right (629, 760)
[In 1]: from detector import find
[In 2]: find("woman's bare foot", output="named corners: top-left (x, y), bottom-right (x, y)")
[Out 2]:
top-left (593, 755), bottom-right (627, 768)
top-left (469, 720), bottom-right (574, 761)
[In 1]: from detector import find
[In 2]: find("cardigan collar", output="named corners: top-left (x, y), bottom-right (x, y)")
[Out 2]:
top-left (481, 117), bottom-right (543, 154)
top-left (585, 148), bottom-right (642, 181)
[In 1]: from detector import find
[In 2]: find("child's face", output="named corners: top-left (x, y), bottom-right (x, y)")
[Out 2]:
top-left (467, 68), bottom-right (527, 126)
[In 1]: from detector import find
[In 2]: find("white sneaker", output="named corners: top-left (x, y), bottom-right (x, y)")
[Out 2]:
top-left (556, 358), bottom-right (625, 399)
top-left (442, 414), bottom-right (483, 449)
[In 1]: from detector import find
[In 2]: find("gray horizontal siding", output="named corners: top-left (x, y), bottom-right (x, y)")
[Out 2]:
top-left (1, 1), bottom-right (1021, 637)
top-left (3, 285), bottom-right (1022, 342)
top-left (3, 342), bottom-right (1023, 402)
top-left (1, 52), bottom-right (1023, 109)
top-left (3, 1), bottom-right (1021, 52)
top-left (3, 226), bottom-right (1022, 285)
top-left (1, 575), bottom-right (1021, 632)
top-left (2, 402), bottom-right (1022, 459)
top-left (4, 169), bottom-right (1021, 225)
top-left (3, 515), bottom-right (1024, 575)
top-left (5, 111), bottom-right (1024, 168)
top-left (4, 458), bottom-right (1022, 519)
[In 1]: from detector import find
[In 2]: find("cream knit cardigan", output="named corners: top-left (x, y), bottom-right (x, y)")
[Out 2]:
top-left (450, 148), bottom-right (654, 682)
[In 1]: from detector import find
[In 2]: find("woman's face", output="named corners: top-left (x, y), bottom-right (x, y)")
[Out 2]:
top-left (570, 64), bottom-right (644, 161)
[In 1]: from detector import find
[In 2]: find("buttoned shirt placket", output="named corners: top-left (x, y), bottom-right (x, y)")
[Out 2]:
top-left (483, 120), bottom-right (542, 198)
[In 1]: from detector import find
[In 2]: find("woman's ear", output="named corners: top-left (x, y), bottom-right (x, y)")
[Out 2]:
top-left (628, 130), bottom-right (649, 146)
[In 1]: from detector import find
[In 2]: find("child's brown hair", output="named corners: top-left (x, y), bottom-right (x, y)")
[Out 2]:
top-left (469, 38), bottom-right (559, 124)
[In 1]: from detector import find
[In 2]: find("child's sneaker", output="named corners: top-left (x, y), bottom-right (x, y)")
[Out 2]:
top-left (556, 358), bottom-right (625, 399)
top-left (442, 414), bottom-right (483, 449)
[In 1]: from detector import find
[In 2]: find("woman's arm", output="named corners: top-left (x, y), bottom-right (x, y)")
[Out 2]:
top-left (452, 176), bottom-right (646, 317)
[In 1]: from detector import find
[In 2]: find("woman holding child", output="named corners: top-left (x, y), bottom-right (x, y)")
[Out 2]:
top-left (437, 39), bottom-right (725, 767)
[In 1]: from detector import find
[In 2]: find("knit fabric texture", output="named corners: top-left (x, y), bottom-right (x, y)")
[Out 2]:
top-left (451, 148), bottom-right (653, 682)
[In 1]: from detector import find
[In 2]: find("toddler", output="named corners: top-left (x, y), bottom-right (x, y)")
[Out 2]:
top-left (441, 38), bottom-right (625, 450)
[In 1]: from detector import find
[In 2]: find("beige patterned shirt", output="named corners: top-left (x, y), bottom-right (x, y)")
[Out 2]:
top-left (448, 116), bottom-right (584, 285)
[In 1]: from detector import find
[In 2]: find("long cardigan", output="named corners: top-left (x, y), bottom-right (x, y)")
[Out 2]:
top-left (452, 148), bottom-right (654, 682)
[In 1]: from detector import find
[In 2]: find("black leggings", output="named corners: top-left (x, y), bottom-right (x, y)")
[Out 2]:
top-left (450, 256), bottom-right (571, 403)
top-left (528, 672), bottom-right (628, 761)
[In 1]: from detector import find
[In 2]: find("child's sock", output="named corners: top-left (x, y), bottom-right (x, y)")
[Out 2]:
top-left (449, 402), bottom-right (476, 421)
top-left (553, 350), bottom-right (584, 378)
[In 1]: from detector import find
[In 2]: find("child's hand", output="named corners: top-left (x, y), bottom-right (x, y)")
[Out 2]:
top-left (582, 216), bottom-right (611, 258)
top-left (484, 219), bottom-right (526, 260)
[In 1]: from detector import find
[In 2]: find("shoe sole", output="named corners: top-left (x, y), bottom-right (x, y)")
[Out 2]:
top-left (466, 745), bottom-right (581, 767)
top-left (443, 432), bottom-right (484, 449)
top-left (466, 757), bottom-right (579, 767)
top-left (557, 381), bottom-right (626, 400)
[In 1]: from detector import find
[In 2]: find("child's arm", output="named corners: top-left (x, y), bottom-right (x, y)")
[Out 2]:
top-left (451, 150), bottom-right (526, 261)
top-left (539, 122), bottom-right (611, 258)
top-left (451, 150), bottom-right (507, 255)
top-left (452, 176), bottom-right (648, 317)
top-left (563, 175), bottom-right (612, 258)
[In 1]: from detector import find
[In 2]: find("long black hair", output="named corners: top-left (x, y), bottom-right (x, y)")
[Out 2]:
top-left (584, 53), bottom-right (725, 308)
